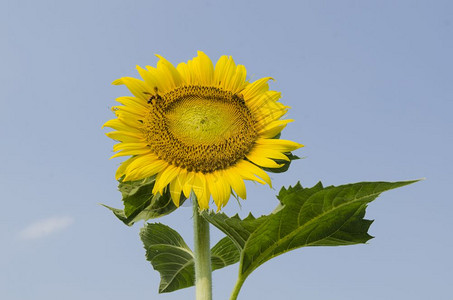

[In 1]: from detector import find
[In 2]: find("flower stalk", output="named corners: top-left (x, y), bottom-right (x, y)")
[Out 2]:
top-left (193, 196), bottom-right (212, 300)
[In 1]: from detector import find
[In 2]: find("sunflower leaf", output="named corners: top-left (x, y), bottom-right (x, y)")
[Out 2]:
top-left (202, 212), bottom-right (268, 250)
top-left (204, 180), bottom-right (418, 290)
top-left (140, 223), bottom-right (194, 293)
top-left (211, 236), bottom-right (241, 271)
top-left (103, 177), bottom-right (186, 226)
top-left (140, 223), bottom-right (240, 293)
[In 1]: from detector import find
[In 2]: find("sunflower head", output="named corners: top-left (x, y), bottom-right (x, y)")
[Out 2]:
top-left (104, 51), bottom-right (303, 211)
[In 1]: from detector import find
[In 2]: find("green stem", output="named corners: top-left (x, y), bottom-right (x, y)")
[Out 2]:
top-left (229, 275), bottom-right (246, 300)
top-left (193, 196), bottom-right (212, 300)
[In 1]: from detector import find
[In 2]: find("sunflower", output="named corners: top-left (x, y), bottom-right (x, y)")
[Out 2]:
top-left (104, 51), bottom-right (303, 210)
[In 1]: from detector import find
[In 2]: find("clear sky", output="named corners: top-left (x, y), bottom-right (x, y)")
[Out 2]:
top-left (1, 0), bottom-right (452, 299)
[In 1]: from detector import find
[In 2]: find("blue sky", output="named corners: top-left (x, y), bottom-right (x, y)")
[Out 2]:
top-left (1, 0), bottom-right (452, 299)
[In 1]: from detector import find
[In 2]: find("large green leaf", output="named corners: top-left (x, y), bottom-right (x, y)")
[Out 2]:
top-left (204, 180), bottom-right (417, 289)
top-left (103, 176), bottom-right (186, 226)
top-left (140, 223), bottom-right (194, 293)
top-left (140, 223), bottom-right (240, 293)
top-left (202, 212), bottom-right (267, 250)
top-left (211, 236), bottom-right (241, 271)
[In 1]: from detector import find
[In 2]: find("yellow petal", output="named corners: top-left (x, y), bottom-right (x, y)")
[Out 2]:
top-left (153, 165), bottom-right (181, 195)
top-left (255, 138), bottom-right (304, 152)
top-left (145, 65), bottom-right (172, 94)
top-left (192, 173), bottom-right (210, 210)
top-left (235, 160), bottom-right (272, 187)
top-left (213, 55), bottom-right (227, 86)
top-left (136, 66), bottom-right (159, 91)
top-left (214, 172), bottom-right (232, 210)
top-left (258, 119), bottom-right (293, 138)
top-left (111, 105), bottom-right (146, 117)
top-left (205, 172), bottom-right (231, 209)
top-left (169, 169), bottom-right (187, 206)
top-left (124, 159), bottom-right (168, 181)
top-left (102, 118), bottom-right (141, 133)
top-left (105, 131), bottom-right (144, 142)
top-left (115, 96), bottom-right (149, 110)
top-left (193, 51), bottom-right (214, 86)
top-left (124, 153), bottom-right (159, 173)
top-left (156, 54), bottom-right (183, 89)
top-left (205, 173), bottom-right (220, 206)
top-left (242, 77), bottom-right (272, 100)
top-left (246, 149), bottom-right (285, 168)
top-left (115, 156), bottom-right (137, 179)
top-left (182, 172), bottom-right (195, 198)
top-left (176, 62), bottom-right (191, 84)
top-left (215, 56), bottom-right (236, 90)
top-left (116, 77), bottom-right (152, 100)
top-left (253, 146), bottom-right (290, 161)
top-left (110, 148), bottom-right (151, 159)
top-left (248, 91), bottom-right (282, 110)
top-left (113, 142), bottom-right (148, 152)
top-left (222, 169), bottom-right (247, 199)
top-left (228, 64), bottom-right (247, 93)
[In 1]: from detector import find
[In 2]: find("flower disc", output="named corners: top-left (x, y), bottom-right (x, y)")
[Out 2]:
top-left (145, 86), bottom-right (257, 173)
top-left (105, 51), bottom-right (303, 210)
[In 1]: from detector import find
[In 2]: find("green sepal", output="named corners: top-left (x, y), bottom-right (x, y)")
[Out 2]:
top-left (263, 131), bottom-right (301, 173)
top-left (140, 223), bottom-right (240, 293)
top-left (272, 132), bottom-right (282, 139)
top-left (204, 180), bottom-right (418, 287)
top-left (261, 152), bottom-right (300, 173)
top-left (104, 176), bottom-right (186, 226)
top-left (101, 204), bottom-right (133, 225)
